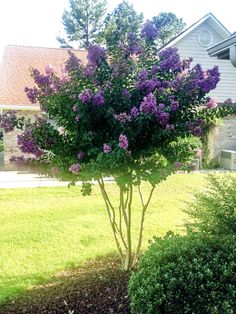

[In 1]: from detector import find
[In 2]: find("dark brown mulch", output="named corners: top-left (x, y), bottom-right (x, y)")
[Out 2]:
top-left (0, 255), bottom-right (131, 314)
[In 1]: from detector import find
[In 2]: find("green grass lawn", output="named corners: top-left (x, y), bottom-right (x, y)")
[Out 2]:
top-left (0, 173), bottom-right (207, 303)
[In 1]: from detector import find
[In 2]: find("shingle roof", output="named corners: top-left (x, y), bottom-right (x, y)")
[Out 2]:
top-left (0, 45), bottom-right (87, 107)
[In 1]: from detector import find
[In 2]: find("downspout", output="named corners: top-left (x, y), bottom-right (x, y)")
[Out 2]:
top-left (230, 45), bottom-right (236, 67)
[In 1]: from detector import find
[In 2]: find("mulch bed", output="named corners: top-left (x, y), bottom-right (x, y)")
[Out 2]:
top-left (0, 255), bottom-right (131, 314)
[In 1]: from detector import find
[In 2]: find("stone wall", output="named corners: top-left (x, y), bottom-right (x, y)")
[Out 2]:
top-left (3, 110), bottom-right (37, 169)
top-left (209, 116), bottom-right (236, 160)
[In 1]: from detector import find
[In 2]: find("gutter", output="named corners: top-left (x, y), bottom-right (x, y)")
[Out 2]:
top-left (0, 104), bottom-right (40, 111)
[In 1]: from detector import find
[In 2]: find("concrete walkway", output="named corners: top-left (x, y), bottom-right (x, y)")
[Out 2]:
top-left (0, 171), bottom-right (73, 188)
top-left (0, 171), bottom-right (114, 189)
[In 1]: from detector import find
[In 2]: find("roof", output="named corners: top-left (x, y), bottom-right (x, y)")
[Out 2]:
top-left (160, 13), bottom-right (231, 51)
top-left (208, 33), bottom-right (236, 59)
top-left (0, 45), bottom-right (87, 108)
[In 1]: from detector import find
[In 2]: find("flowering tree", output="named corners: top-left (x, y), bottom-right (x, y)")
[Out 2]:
top-left (1, 21), bottom-right (234, 270)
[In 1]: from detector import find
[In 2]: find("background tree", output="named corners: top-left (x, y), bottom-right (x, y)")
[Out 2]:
top-left (2, 21), bottom-right (234, 271)
top-left (152, 12), bottom-right (186, 46)
top-left (99, 1), bottom-right (143, 51)
top-left (58, 0), bottom-right (107, 49)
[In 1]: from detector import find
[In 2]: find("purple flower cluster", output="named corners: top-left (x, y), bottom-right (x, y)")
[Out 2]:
top-left (156, 104), bottom-right (170, 128)
top-left (0, 111), bottom-right (17, 133)
top-left (136, 79), bottom-right (156, 94)
top-left (93, 91), bottom-right (105, 106)
top-left (72, 105), bottom-right (79, 112)
top-left (191, 65), bottom-right (220, 93)
top-left (77, 151), bottom-right (85, 160)
top-left (87, 44), bottom-right (107, 66)
top-left (9, 155), bottom-right (27, 168)
top-left (158, 48), bottom-right (182, 72)
top-left (119, 134), bottom-right (129, 149)
top-left (140, 93), bottom-right (157, 114)
top-left (103, 143), bottom-right (112, 154)
top-left (170, 100), bottom-right (180, 111)
top-left (114, 112), bottom-right (132, 123)
top-left (24, 87), bottom-right (40, 104)
top-left (187, 119), bottom-right (205, 137)
top-left (206, 98), bottom-right (217, 109)
top-left (140, 20), bottom-right (158, 41)
top-left (64, 51), bottom-right (81, 73)
top-left (130, 107), bottom-right (139, 118)
top-left (127, 32), bottom-right (143, 55)
top-left (78, 89), bottom-right (105, 106)
top-left (17, 127), bottom-right (43, 158)
top-left (84, 65), bottom-right (95, 77)
top-left (75, 115), bottom-right (81, 122)
top-left (51, 166), bottom-right (60, 175)
top-left (79, 89), bottom-right (93, 103)
top-left (122, 89), bottom-right (131, 98)
top-left (69, 163), bottom-right (81, 175)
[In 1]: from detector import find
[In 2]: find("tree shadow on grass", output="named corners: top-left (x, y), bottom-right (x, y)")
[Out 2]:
top-left (0, 254), bottom-right (131, 314)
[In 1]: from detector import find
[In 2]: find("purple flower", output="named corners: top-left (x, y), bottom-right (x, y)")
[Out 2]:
top-left (51, 166), bottom-right (60, 175)
top-left (72, 105), bottom-right (79, 112)
top-left (206, 98), bottom-right (217, 109)
top-left (103, 143), bottom-right (112, 154)
top-left (79, 89), bottom-right (93, 103)
top-left (122, 89), bottom-right (131, 98)
top-left (69, 163), bottom-right (81, 175)
top-left (127, 32), bottom-right (143, 55)
top-left (119, 134), bottom-right (128, 150)
top-left (75, 115), bottom-right (81, 122)
top-left (87, 44), bottom-right (107, 65)
top-left (0, 111), bottom-right (17, 133)
top-left (141, 20), bottom-right (158, 41)
top-left (170, 101), bottom-right (179, 111)
top-left (157, 111), bottom-right (170, 128)
top-left (130, 107), bottom-right (139, 118)
top-left (158, 48), bottom-right (182, 72)
top-left (136, 80), bottom-right (156, 94)
top-left (138, 69), bottom-right (148, 80)
top-left (84, 65), bottom-right (95, 77)
top-left (45, 63), bottom-right (55, 75)
top-left (9, 155), bottom-right (27, 168)
top-left (77, 151), bottom-right (85, 160)
top-left (24, 87), bottom-right (39, 104)
top-left (64, 51), bottom-right (81, 73)
top-left (17, 127), bottom-right (43, 158)
top-left (140, 93), bottom-right (157, 114)
top-left (114, 112), bottom-right (132, 123)
top-left (175, 161), bottom-right (182, 169)
top-left (93, 91), bottom-right (105, 106)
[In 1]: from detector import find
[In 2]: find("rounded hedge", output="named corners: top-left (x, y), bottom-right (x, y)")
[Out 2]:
top-left (129, 233), bottom-right (236, 314)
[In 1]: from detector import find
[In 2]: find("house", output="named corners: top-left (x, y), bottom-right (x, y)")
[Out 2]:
top-left (208, 33), bottom-right (236, 67)
top-left (1, 14), bottom-right (236, 167)
top-left (164, 13), bottom-right (236, 157)
top-left (0, 45), bottom-right (87, 168)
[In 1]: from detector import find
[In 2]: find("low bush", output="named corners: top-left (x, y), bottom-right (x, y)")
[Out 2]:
top-left (129, 232), bottom-right (236, 314)
top-left (185, 175), bottom-right (236, 236)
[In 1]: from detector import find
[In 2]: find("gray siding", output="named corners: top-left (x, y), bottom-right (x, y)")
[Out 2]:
top-left (174, 21), bottom-right (236, 103)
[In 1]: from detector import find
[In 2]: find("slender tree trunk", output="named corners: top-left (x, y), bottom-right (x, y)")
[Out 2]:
top-left (98, 175), bottom-right (155, 270)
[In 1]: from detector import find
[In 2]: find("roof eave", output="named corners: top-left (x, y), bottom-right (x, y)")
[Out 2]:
top-left (0, 104), bottom-right (40, 111)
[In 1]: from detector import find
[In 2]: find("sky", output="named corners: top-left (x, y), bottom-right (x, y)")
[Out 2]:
top-left (0, 0), bottom-right (235, 62)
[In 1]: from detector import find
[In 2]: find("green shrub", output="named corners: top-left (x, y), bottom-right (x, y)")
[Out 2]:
top-left (129, 232), bottom-right (236, 314)
top-left (185, 175), bottom-right (236, 236)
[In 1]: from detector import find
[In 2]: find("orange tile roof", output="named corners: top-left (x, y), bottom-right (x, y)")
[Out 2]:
top-left (0, 45), bottom-right (87, 106)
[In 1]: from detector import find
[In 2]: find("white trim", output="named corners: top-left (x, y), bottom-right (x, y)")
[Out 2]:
top-left (163, 13), bottom-right (230, 49)
top-left (0, 104), bottom-right (40, 111)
